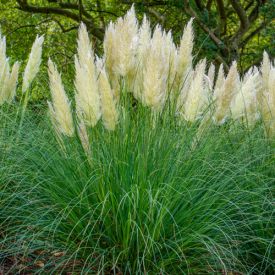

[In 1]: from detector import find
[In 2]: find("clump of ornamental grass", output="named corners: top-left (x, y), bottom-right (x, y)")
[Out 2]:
top-left (0, 97), bottom-right (274, 274)
top-left (0, 6), bottom-right (274, 274)
top-left (43, 9), bottom-right (275, 272)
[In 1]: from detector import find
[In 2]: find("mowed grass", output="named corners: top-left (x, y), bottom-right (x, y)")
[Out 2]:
top-left (0, 97), bottom-right (274, 274)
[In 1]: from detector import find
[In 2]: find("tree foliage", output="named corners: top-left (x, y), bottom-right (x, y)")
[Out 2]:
top-left (0, 0), bottom-right (274, 74)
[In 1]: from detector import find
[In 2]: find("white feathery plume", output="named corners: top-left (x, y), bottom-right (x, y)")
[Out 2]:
top-left (75, 23), bottom-right (101, 127)
top-left (0, 33), bottom-right (6, 75)
top-left (0, 47), bottom-right (19, 105)
top-left (103, 23), bottom-right (121, 100)
top-left (132, 15), bottom-right (151, 100)
top-left (1, 62), bottom-right (20, 103)
top-left (175, 18), bottom-right (194, 89)
top-left (231, 68), bottom-right (261, 125)
top-left (183, 59), bottom-right (207, 121)
top-left (103, 5), bottom-right (139, 100)
top-left (163, 30), bottom-right (177, 93)
top-left (7, 62), bottom-right (20, 102)
top-left (137, 16), bottom-right (151, 63)
top-left (118, 5), bottom-right (139, 77)
top-left (207, 63), bottom-right (215, 90)
top-left (142, 25), bottom-right (169, 109)
top-left (104, 22), bottom-right (116, 75)
top-left (213, 61), bottom-right (240, 124)
top-left (214, 64), bottom-right (225, 92)
top-left (77, 22), bottom-right (92, 65)
top-left (259, 51), bottom-right (273, 121)
top-left (96, 58), bottom-right (119, 131)
top-left (104, 5), bottom-right (138, 78)
top-left (0, 60), bottom-right (9, 104)
top-left (123, 6), bottom-right (140, 90)
top-left (261, 51), bottom-right (271, 90)
top-left (22, 35), bottom-right (44, 93)
top-left (48, 59), bottom-right (74, 137)
top-left (0, 34), bottom-right (9, 103)
top-left (176, 69), bottom-right (194, 117)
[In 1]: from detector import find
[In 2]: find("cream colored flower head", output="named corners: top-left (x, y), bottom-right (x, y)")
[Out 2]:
top-left (74, 22), bottom-right (101, 127)
top-left (183, 59), bottom-right (207, 121)
top-left (0, 34), bottom-right (20, 105)
top-left (175, 18), bottom-right (194, 89)
top-left (213, 61), bottom-right (240, 124)
top-left (104, 5), bottom-right (138, 77)
top-left (96, 58), bottom-right (119, 131)
top-left (48, 59), bottom-right (74, 137)
top-left (22, 35), bottom-right (44, 93)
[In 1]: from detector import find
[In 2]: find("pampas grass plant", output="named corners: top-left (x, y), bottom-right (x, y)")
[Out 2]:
top-left (0, 6), bottom-right (274, 275)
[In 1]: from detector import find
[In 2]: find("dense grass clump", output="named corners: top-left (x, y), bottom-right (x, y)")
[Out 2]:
top-left (0, 6), bottom-right (274, 275)
top-left (0, 99), bottom-right (274, 274)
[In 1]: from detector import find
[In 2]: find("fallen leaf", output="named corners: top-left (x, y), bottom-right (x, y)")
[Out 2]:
top-left (35, 261), bottom-right (45, 268)
top-left (53, 251), bottom-right (65, 257)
